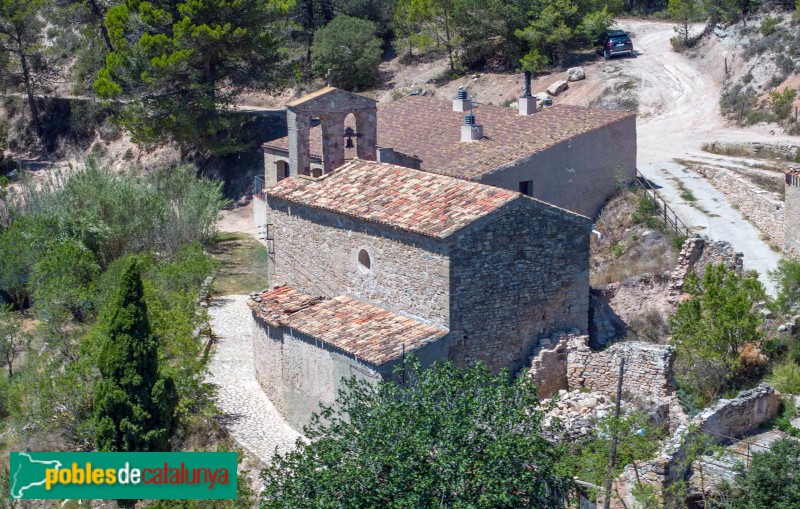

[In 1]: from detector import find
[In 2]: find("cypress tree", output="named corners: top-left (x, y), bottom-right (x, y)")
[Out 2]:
top-left (94, 258), bottom-right (178, 453)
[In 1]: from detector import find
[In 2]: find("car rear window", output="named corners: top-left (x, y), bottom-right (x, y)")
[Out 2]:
top-left (610, 35), bottom-right (629, 42)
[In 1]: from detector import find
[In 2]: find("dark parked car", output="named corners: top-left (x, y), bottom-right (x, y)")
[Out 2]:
top-left (596, 30), bottom-right (633, 59)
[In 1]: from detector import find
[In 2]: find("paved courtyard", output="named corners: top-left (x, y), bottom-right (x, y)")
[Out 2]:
top-left (206, 294), bottom-right (300, 463)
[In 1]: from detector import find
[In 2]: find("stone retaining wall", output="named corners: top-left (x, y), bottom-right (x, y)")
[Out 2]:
top-left (693, 166), bottom-right (784, 247)
top-left (703, 140), bottom-right (800, 161)
top-left (787, 170), bottom-right (800, 258)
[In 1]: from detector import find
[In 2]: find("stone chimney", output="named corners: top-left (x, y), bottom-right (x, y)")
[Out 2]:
top-left (453, 87), bottom-right (472, 112)
top-left (461, 113), bottom-right (483, 142)
top-left (518, 70), bottom-right (537, 116)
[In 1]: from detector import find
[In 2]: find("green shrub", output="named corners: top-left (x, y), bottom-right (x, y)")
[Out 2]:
top-left (311, 15), bottom-right (382, 91)
top-left (770, 259), bottom-right (800, 314)
top-left (670, 264), bottom-right (767, 407)
top-left (632, 196), bottom-right (661, 228)
top-left (760, 16), bottom-right (781, 36)
top-left (724, 439), bottom-right (800, 507)
top-left (770, 88), bottom-right (797, 120)
top-left (30, 240), bottom-right (100, 322)
top-left (262, 359), bottom-right (570, 507)
top-left (770, 360), bottom-right (800, 395)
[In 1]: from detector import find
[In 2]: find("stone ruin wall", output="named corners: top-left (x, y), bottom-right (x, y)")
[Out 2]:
top-left (526, 333), bottom-right (571, 398)
top-left (692, 165), bottom-right (785, 248)
top-left (703, 140), bottom-right (799, 161)
top-left (618, 383), bottom-right (781, 508)
top-left (668, 237), bottom-right (743, 303)
top-left (566, 335), bottom-right (675, 400)
top-left (526, 333), bottom-right (674, 401)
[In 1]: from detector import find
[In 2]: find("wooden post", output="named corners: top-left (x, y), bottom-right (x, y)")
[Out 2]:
top-left (603, 358), bottom-right (626, 509)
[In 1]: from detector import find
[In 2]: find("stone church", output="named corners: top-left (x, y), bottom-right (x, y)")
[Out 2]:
top-left (249, 85), bottom-right (628, 430)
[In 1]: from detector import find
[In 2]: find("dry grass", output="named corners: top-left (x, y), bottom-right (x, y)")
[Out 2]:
top-left (700, 142), bottom-right (752, 158)
top-left (207, 232), bottom-right (271, 295)
top-left (590, 189), bottom-right (681, 286)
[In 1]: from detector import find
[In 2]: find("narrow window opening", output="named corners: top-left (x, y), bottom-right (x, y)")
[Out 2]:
top-left (358, 249), bottom-right (371, 270)
top-left (519, 181), bottom-right (533, 197)
top-left (276, 160), bottom-right (289, 181)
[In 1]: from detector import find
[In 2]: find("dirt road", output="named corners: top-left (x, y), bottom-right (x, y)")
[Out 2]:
top-left (617, 19), bottom-right (791, 293)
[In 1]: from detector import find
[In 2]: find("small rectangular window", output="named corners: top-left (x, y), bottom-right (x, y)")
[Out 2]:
top-left (519, 181), bottom-right (533, 197)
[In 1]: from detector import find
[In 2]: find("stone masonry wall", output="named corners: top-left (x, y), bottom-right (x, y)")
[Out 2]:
top-left (694, 383), bottom-right (781, 439)
top-left (786, 170), bottom-right (800, 258)
top-left (448, 198), bottom-right (590, 373)
top-left (253, 320), bottom-right (286, 417)
top-left (280, 327), bottom-right (383, 430)
top-left (566, 335), bottom-right (675, 399)
top-left (693, 166), bottom-right (785, 247)
top-left (268, 198), bottom-right (451, 328)
top-left (252, 314), bottom-right (385, 431)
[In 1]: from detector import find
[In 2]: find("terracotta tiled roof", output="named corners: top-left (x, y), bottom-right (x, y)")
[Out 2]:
top-left (247, 285), bottom-right (324, 325)
top-left (249, 286), bottom-right (447, 365)
top-left (267, 159), bottom-right (519, 238)
top-left (263, 96), bottom-right (633, 180)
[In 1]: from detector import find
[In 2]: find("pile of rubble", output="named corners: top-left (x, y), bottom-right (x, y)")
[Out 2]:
top-left (543, 389), bottom-right (632, 437)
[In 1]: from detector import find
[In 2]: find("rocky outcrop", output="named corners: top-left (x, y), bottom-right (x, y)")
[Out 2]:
top-left (589, 288), bottom-right (627, 348)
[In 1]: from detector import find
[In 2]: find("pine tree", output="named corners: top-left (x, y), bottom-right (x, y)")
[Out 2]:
top-left (93, 0), bottom-right (291, 154)
top-left (94, 258), bottom-right (178, 453)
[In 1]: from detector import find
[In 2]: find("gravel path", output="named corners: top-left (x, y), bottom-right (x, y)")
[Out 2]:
top-left (206, 295), bottom-right (300, 463)
top-left (617, 20), bottom-right (789, 294)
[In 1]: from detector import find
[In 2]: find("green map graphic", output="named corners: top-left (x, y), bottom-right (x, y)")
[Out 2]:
top-left (10, 453), bottom-right (63, 499)
top-left (9, 451), bottom-right (237, 500)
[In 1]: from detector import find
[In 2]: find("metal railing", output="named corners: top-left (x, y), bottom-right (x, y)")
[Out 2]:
top-left (254, 175), bottom-right (265, 199)
top-left (698, 429), bottom-right (774, 470)
top-left (634, 169), bottom-right (693, 238)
